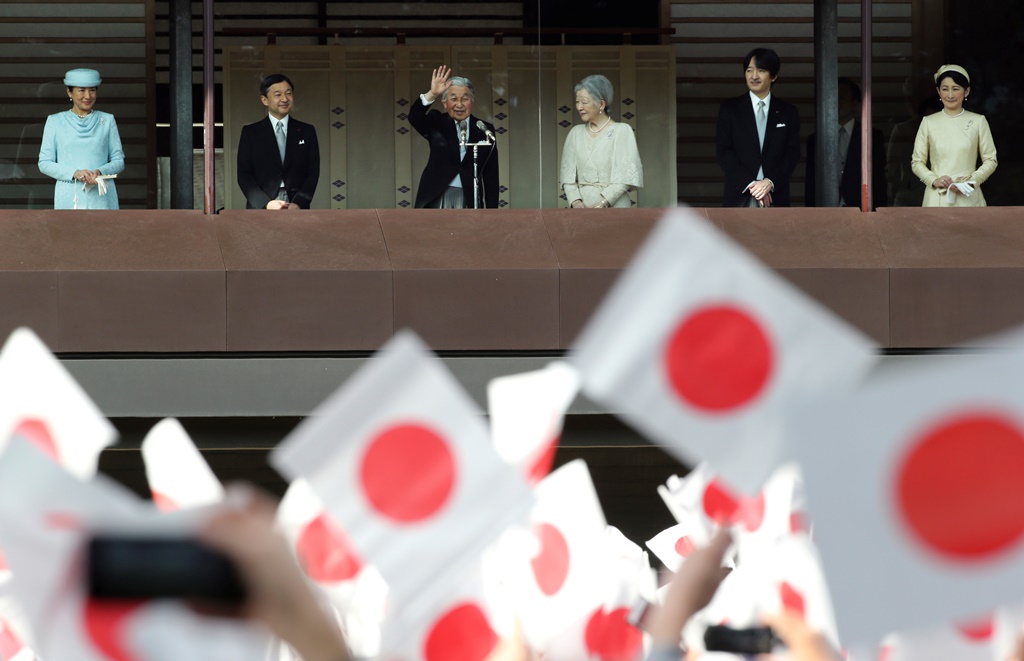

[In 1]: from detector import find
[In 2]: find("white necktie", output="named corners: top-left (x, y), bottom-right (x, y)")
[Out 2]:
top-left (275, 121), bottom-right (286, 163)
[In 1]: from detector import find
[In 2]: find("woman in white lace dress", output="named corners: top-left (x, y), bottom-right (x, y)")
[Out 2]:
top-left (559, 75), bottom-right (643, 208)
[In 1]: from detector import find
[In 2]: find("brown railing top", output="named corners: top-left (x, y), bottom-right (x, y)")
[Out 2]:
top-left (220, 27), bottom-right (675, 46)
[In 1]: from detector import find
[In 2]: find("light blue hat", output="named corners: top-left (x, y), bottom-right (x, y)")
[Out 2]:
top-left (64, 69), bottom-right (102, 87)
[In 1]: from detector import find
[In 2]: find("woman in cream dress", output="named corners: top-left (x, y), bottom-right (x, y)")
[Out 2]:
top-left (559, 75), bottom-right (643, 208)
top-left (910, 64), bottom-right (997, 207)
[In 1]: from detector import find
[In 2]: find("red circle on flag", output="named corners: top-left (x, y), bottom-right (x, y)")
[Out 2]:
top-left (664, 305), bottom-right (774, 412)
top-left (702, 479), bottom-right (740, 525)
top-left (956, 614), bottom-right (994, 642)
top-left (14, 418), bottom-right (59, 461)
top-left (423, 602), bottom-right (498, 661)
top-left (296, 513), bottom-right (363, 583)
top-left (84, 598), bottom-right (144, 661)
top-left (359, 423), bottom-right (456, 523)
top-left (531, 522), bottom-right (570, 595)
top-left (780, 581), bottom-right (806, 620)
top-left (674, 535), bottom-right (695, 557)
top-left (896, 413), bottom-right (1024, 560)
top-left (584, 606), bottom-right (644, 661)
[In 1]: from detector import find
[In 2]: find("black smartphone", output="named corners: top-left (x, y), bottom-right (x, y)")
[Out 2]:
top-left (87, 536), bottom-right (247, 605)
top-left (703, 625), bottom-right (780, 655)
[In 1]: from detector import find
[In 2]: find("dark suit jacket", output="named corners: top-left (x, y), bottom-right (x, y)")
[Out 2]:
top-left (805, 120), bottom-right (887, 209)
top-left (716, 94), bottom-right (801, 207)
top-left (408, 100), bottom-right (499, 209)
top-left (237, 116), bottom-right (320, 209)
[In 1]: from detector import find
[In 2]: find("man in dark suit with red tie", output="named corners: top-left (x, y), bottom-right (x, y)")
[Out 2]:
top-left (408, 65), bottom-right (498, 209)
top-left (237, 74), bottom-right (320, 210)
top-left (715, 48), bottom-right (801, 207)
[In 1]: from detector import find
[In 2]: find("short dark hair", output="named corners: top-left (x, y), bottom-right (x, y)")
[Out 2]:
top-left (743, 48), bottom-right (781, 79)
top-left (260, 73), bottom-right (293, 98)
top-left (935, 70), bottom-right (970, 89)
top-left (838, 77), bottom-right (862, 105)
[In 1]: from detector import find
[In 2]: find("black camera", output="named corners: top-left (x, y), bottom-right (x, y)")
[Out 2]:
top-left (704, 624), bottom-right (780, 655)
top-left (87, 536), bottom-right (246, 605)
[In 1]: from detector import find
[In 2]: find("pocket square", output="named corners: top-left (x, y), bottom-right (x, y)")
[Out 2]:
top-left (299, 140), bottom-right (305, 145)
top-left (775, 123), bottom-right (786, 128)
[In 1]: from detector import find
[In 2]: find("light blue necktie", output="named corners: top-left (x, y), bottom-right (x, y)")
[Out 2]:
top-left (275, 121), bottom-right (286, 163)
top-left (756, 100), bottom-right (767, 150)
top-left (756, 100), bottom-right (766, 180)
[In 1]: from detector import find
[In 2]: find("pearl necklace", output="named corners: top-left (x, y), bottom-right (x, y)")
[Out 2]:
top-left (941, 108), bottom-right (965, 118)
top-left (587, 115), bottom-right (611, 134)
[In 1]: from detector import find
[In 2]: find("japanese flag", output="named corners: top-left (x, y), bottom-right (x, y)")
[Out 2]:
top-left (271, 330), bottom-right (534, 620)
top-left (791, 350), bottom-right (1024, 645)
top-left (276, 478), bottom-right (386, 660)
top-left (0, 439), bottom-right (271, 661)
top-left (570, 210), bottom-right (875, 492)
top-left (657, 462), bottom-right (783, 553)
top-left (379, 560), bottom-right (508, 661)
top-left (487, 361), bottom-right (580, 484)
top-left (645, 521), bottom-right (711, 572)
top-left (141, 418), bottom-right (224, 510)
top-left (508, 459), bottom-right (613, 650)
top-left (746, 533), bottom-right (841, 651)
top-left (0, 328), bottom-right (116, 479)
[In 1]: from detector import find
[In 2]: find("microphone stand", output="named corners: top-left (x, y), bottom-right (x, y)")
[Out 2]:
top-left (462, 134), bottom-right (494, 209)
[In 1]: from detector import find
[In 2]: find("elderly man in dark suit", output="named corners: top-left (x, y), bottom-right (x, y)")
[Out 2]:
top-left (806, 78), bottom-right (887, 209)
top-left (237, 73), bottom-right (320, 210)
top-left (408, 65), bottom-right (498, 209)
top-left (715, 48), bottom-right (801, 207)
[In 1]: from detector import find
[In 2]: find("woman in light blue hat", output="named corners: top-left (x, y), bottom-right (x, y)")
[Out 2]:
top-left (38, 69), bottom-right (125, 209)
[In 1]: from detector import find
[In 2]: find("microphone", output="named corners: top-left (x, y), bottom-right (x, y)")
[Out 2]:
top-left (476, 120), bottom-right (496, 143)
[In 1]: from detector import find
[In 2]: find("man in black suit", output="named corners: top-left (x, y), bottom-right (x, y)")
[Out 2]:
top-left (806, 78), bottom-right (887, 209)
top-left (716, 48), bottom-right (801, 207)
top-left (237, 74), bottom-right (320, 209)
top-left (408, 65), bottom-right (498, 209)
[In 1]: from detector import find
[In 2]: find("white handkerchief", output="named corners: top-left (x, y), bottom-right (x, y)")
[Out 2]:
top-left (83, 174), bottom-right (117, 196)
top-left (946, 180), bottom-right (975, 204)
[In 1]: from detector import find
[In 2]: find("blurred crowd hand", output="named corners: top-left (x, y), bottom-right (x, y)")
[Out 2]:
top-left (648, 529), bottom-right (733, 648)
top-left (199, 485), bottom-right (351, 661)
top-left (485, 622), bottom-right (539, 661)
top-left (760, 610), bottom-right (842, 661)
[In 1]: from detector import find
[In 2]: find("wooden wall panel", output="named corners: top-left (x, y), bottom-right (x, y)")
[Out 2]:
top-left (222, 45), bottom-right (677, 210)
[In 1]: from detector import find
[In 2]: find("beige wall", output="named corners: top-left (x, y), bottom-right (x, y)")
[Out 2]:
top-left (223, 45), bottom-right (677, 210)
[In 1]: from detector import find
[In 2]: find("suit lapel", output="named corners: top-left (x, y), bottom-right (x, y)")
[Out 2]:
top-left (283, 121), bottom-right (298, 169)
top-left (761, 97), bottom-right (777, 154)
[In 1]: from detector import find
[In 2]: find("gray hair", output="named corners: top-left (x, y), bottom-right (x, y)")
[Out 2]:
top-left (442, 76), bottom-right (475, 102)
top-left (574, 75), bottom-right (614, 113)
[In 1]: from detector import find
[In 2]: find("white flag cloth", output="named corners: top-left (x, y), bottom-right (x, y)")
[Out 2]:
top-left (487, 361), bottom-right (580, 484)
top-left (570, 209), bottom-right (875, 492)
top-left (379, 560), bottom-right (507, 661)
top-left (0, 328), bottom-right (116, 479)
top-left (276, 479), bottom-right (386, 660)
top-left (141, 418), bottom-right (224, 510)
top-left (508, 459), bottom-right (612, 650)
top-left (792, 350), bottom-right (1024, 645)
top-left (645, 521), bottom-right (710, 573)
top-left (271, 330), bottom-right (534, 621)
top-left (0, 439), bottom-right (271, 661)
top-left (883, 617), bottom-right (994, 661)
top-left (746, 533), bottom-right (841, 651)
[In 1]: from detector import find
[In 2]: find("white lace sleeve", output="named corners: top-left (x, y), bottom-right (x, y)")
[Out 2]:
top-left (608, 124), bottom-right (644, 188)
